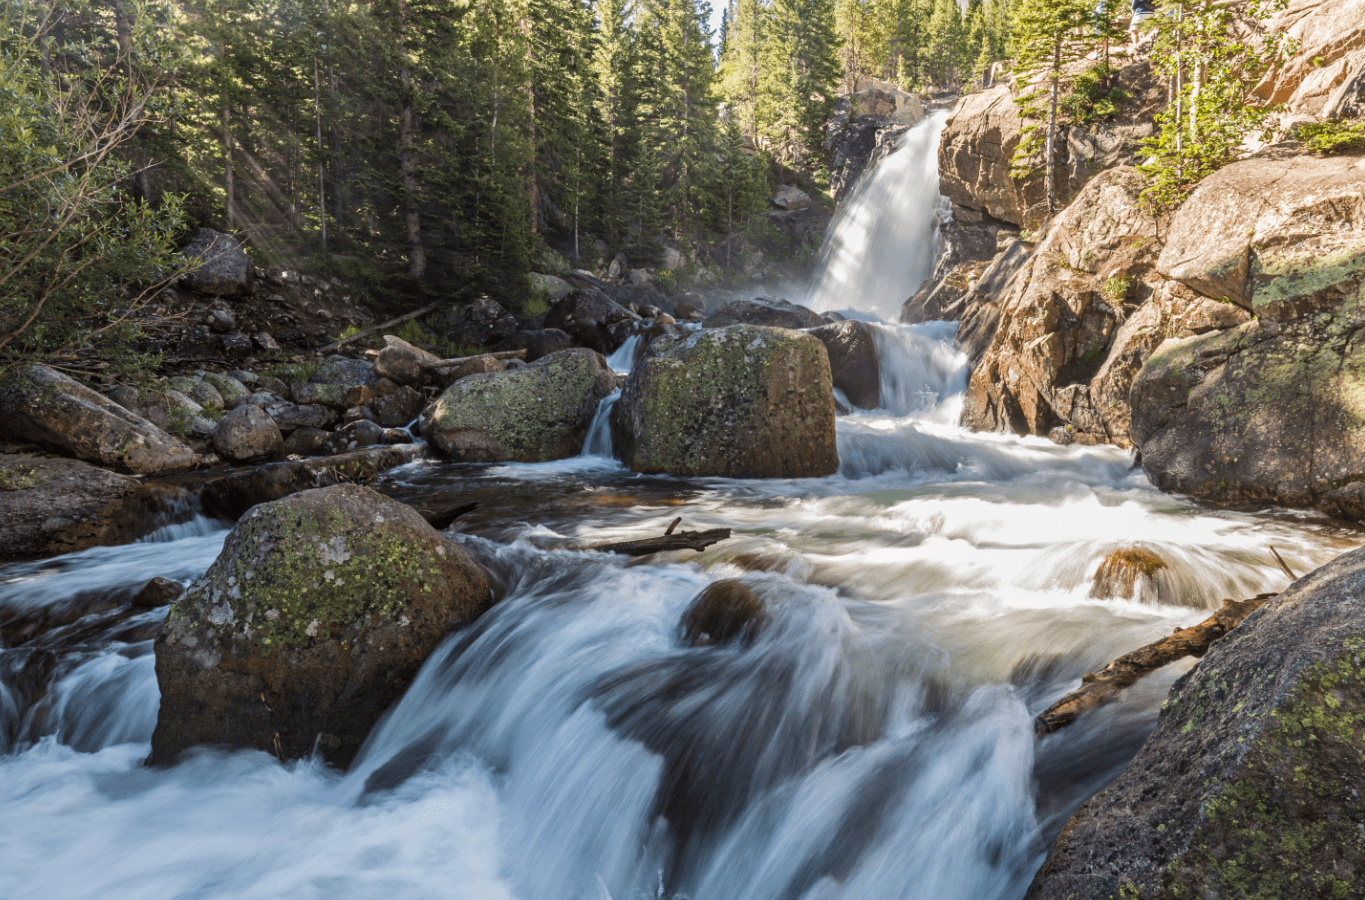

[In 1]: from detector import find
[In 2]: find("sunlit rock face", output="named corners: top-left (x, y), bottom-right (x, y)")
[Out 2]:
top-left (151, 484), bottom-right (491, 768)
top-left (1026, 546), bottom-right (1365, 900)
top-left (612, 325), bottom-right (838, 479)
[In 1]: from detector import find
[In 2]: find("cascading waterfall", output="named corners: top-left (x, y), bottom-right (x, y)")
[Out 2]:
top-left (0, 110), bottom-right (1353, 900)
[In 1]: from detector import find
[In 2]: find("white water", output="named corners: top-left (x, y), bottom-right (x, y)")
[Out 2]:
top-left (0, 120), bottom-right (1353, 900)
top-left (805, 112), bottom-right (952, 321)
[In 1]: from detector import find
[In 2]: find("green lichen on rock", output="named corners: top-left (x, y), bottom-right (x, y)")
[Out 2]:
top-left (420, 347), bottom-right (614, 462)
top-left (612, 324), bottom-right (838, 478)
top-left (1251, 248), bottom-right (1365, 317)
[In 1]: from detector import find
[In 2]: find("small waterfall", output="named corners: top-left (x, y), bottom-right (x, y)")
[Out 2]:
top-left (806, 111), bottom-right (952, 322)
top-left (606, 335), bottom-right (643, 374)
top-left (581, 391), bottom-right (620, 458)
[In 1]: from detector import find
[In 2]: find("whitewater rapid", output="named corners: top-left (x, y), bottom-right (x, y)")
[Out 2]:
top-left (0, 114), bottom-right (1352, 900)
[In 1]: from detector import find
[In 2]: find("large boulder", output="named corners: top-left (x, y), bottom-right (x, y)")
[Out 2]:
top-left (1257, 0), bottom-right (1365, 117)
top-left (808, 319), bottom-right (881, 410)
top-left (611, 325), bottom-right (838, 478)
top-left (938, 62), bottom-right (1162, 227)
top-left (179, 228), bottom-right (252, 296)
top-left (1132, 151), bottom-right (1365, 506)
top-left (151, 485), bottom-right (491, 768)
top-left (493, 327), bottom-right (575, 362)
top-left (544, 288), bottom-right (640, 354)
top-left (1026, 547), bottom-right (1365, 899)
top-left (309, 355), bottom-right (379, 390)
top-left (212, 405), bottom-right (283, 464)
top-left (0, 454), bottom-right (181, 559)
top-left (420, 348), bottom-right (615, 462)
top-left (702, 297), bottom-right (823, 330)
top-left (0, 366), bottom-right (194, 475)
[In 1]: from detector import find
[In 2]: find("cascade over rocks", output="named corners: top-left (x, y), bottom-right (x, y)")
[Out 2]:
top-left (150, 484), bottom-right (492, 768)
top-left (1026, 546), bottom-right (1365, 899)
top-left (0, 366), bottom-right (194, 475)
top-left (420, 348), bottom-right (615, 462)
top-left (0, 454), bottom-right (181, 560)
top-left (611, 325), bottom-right (838, 478)
top-left (1131, 151), bottom-right (1365, 508)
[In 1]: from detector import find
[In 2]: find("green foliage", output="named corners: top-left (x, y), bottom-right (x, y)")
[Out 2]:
top-left (1102, 274), bottom-right (1131, 305)
top-left (1061, 62), bottom-right (1129, 124)
top-left (0, 1), bottom-right (189, 380)
top-left (1295, 120), bottom-right (1365, 155)
top-left (532, 245), bottom-right (573, 277)
top-left (1138, 0), bottom-right (1293, 211)
top-left (261, 359), bottom-right (318, 384)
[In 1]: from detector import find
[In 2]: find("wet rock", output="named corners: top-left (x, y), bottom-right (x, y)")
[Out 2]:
top-left (201, 372), bottom-right (250, 409)
top-left (0, 366), bottom-right (194, 475)
top-left (1088, 546), bottom-right (1169, 602)
top-left (151, 484), bottom-right (492, 768)
top-left (281, 427), bottom-right (331, 458)
top-left (680, 580), bottom-right (768, 647)
top-left (703, 297), bottom-right (823, 330)
top-left (0, 454), bottom-right (181, 560)
top-left (421, 348), bottom-right (615, 462)
top-left (543, 288), bottom-right (640, 354)
top-left (808, 320), bottom-right (881, 410)
top-left (1048, 426), bottom-right (1074, 446)
top-left (179, 228), bottom-right (252, 296)
top-left (1318, 481), bottom-right (1365, 521)
top-left (368, 385), bottom-right (424, 428)
top-left (492, 328), bottom-right (574, 362)
top-left (200, 444), bottom-right (426, 520)
top-left (131, 577), bottom-right (184, 609)
top-left (382, 428), bottom-right (411, 444)
top-left (321, 420), bottom-right (386, 456)
top-left (902, 220), bottom-right (1007, 324)
top-left (612, 325), bottom-right (838, 478)
top-left (212, 405), bottom-right (283, 464)
top-left (1026, 546), bottom-right (1365, 900)
top-left (310, 355), bottom-right (379, 390)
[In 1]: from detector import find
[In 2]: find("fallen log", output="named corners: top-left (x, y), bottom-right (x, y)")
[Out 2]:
top-left (318, 285), bottom-right (478, 353)
top-left (582, 520), bottom-right (732, 557)
top-left (427, 349), bottom-right (527, 372)
top-left (1034, 593), bottom-right (1277, 737)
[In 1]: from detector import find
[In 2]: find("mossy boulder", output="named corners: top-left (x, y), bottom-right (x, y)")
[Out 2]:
top-left (611, 325), bottom-right (838, 478)
top-left (419, 347), bottom-right (615, 462)
top-left (0, 365), bottom-right (194, 475)
top-left (1025, 546), bottom-right (1365, 899)
top-left (702, 297), bottom-right (823, 330)
top-left (150, 484), bottom-right (492, 768)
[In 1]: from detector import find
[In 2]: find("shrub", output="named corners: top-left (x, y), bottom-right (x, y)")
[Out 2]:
top-left (1295, 120), bottom-right (1365, 156)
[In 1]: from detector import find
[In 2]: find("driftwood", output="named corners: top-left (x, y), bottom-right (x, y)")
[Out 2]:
top-left (1034, 593), bottom-right (1277, 737)
top-left (582, 517), bottom-right (732, 556)
top-left (318, 284), bottom-right (478, 352)
top-left (427, 349), bottom-right (527, 372)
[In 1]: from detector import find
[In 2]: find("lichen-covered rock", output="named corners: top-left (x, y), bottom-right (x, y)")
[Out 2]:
top-left (420, 347), bottom-right (615, 462)
top-left (212, 405), bottom-right (283, 463)
top-left (808, 320), bottom-right (881, 410)
top-left (320, 419), bottom-right (385, 456)
top-left (201, 372), bottom-right (250, 409)
top-left (290, 381), bottom-right (351, 409)
top-left (0, 454), bottom-right (181, 559)
top-left (1156, 151), bottom-right (1365, 324)
top-left (1025, 546), bottom-right (1365, 900)
top-left (702, 297), bottom-right (823, 330)
top-left (612, 325), bottom-right (838, 478)
top-left (309, 355), bottom-right (379, 390)
top-left (264, 400), bottom-right (338, 434)
top-left (151, 484), bottom-right (491, 767)
top-left (179, 228), bottom-right (252, 296)
top-left (108, 386), bottom-right (204, 436)
top-left (0, 366), bottom-right (194, 475)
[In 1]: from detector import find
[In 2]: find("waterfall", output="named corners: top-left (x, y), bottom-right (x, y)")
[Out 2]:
top-left (805, 111), bottom-right (952, 322)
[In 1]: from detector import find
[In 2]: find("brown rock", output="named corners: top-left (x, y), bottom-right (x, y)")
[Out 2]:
top-left (212, 405), bottom-right (283, 463)
top-left (808, 320), bottom-right (881, 410)
top-left (150, 484), bottom-right (492, 768)
top-left (282, 427), bottom-right (331, 458)
top-left (1257, 0), bottom-right (1365, 117)
top-left (680, 580), bottom-right (768, 647)
top-left (131, 577), bottom-right (185, 609)
top-left (702, 297), bottom-right (823, 330)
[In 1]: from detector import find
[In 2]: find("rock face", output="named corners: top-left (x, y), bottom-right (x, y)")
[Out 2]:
top-left (179, 228), bottom-right (253, 296)
top-left (0, 454), bottom-right (180, 559)
top-left (151, 485), bottom-right (492, 768)
top-left (1026, 547), bottom-right (1365, 899)
top-left (962, 168), bottom-right (1167, 444)
top-left (902, 220), bottom-right (1012, 324)
top-left (0, 366), bottom-right (194, 475)
top-left (612, 325), bottom-right (838, 478)
top-left (1258, 0), bottom-right (1365, 117)
top-left (702, 297), bottom-right (824, 330)
top-left (420, 348), bottom-right (615, 462)
top-left (938, 62), bottom-right (1162, 227)
top-left (1132, 152), bottom-right (1365, 506)
top-left (808, 319), bottom-right (881, 410)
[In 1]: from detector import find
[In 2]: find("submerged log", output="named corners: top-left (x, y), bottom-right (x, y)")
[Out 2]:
top-left (1034, 593), bottom-right (1277, 737)
top-left (582, 520), bottom-right (732, 557)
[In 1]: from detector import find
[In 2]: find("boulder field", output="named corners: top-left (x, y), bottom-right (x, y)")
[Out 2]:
top-left (150, 485), bottom-right (492, 768)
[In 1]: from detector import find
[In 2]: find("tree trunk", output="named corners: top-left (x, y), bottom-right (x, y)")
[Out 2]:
top-left (314, 55), bottom-right (328, 263)
top-left (397, 0), bottom-right (425, 279)
top-left (1045, 33), bottom-right (1060, 216)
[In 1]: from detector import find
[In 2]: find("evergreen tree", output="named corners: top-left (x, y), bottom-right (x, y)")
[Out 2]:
top-left (758, 0), bottom-right (840, 172)
top-left (718, 0), bottom-right (766, 143)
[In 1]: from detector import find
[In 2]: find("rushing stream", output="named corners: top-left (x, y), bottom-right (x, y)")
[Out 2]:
top-left (1, 116), bottom-right (1357, 900)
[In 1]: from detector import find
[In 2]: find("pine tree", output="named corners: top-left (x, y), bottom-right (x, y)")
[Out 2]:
top-left (759, 0), bottom-right (840, 172)
top-left (718, 0), bottom-right (766, 143)
top-left (922, 0), bottom-right (963, 90)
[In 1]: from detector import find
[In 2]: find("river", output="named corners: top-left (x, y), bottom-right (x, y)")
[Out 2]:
top-left (0, 115), bottom-right (1354, 900)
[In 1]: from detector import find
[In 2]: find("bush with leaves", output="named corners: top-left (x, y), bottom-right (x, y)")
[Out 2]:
top-left (1295, 120), bottom-right (1365, 155)
top-left (0, 4), bottom-right (189, 381)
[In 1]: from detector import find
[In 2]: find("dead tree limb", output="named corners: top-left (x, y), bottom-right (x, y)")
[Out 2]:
top-left (427, 349), bottom-right (526, 372)
top-left (1034, 593), bottom-right (1277, 737)
top-left (318, 285), bottom-right (477, 352)
top-left (1269, 546), bottom-right (1297, 580)
top-left (583, 524), bottom-right (732, 557)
